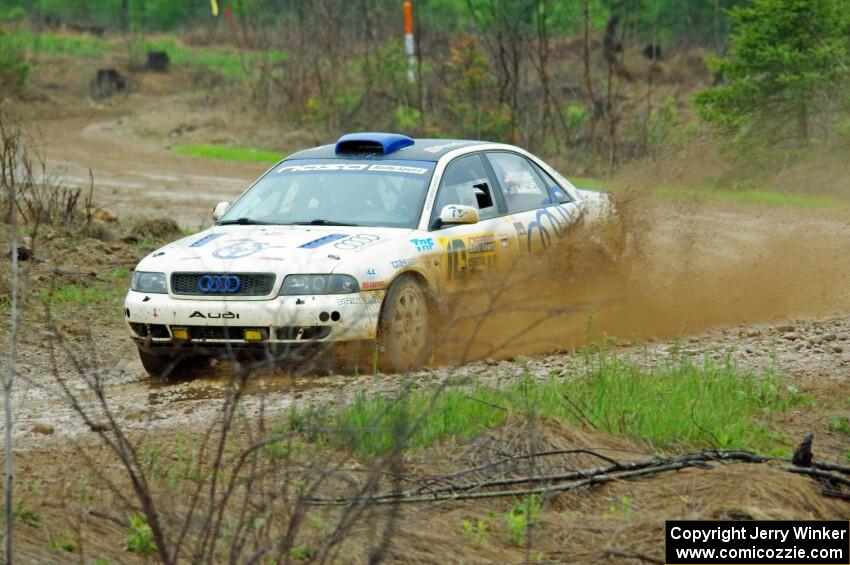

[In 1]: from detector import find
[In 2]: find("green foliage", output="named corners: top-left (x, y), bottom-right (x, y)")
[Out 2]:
top-left (18, 30), bottom-right (109, 58)
top-left (695, 0), bottom-right (850, 146)
top-left (829, 416), bottom-right (850, 435)
top-left (443, 35), bottom-right (512, 140)
top-left (130, 0), bottom-right (190, 31)
top-left (37, 280), bottom-right (125, 308)
top-left (289, 353), bottom-right (804, 457)
top-left (13, 501), bottom-right (40, 528)
top-left (502, 495), bottom-right (542, 547)
top-left (394, 106), bottom-right (422, 132)
top-left (0, 5), bottom-right (24, 21)
top-left (0, 29), bottom-right (28, 91)
top-left (462, 519), bottom-right (490, 547)
top-left (290, 545), bottom-right (317, 560)
top-left (50, 532), bottom-right (76, 553)
top-left (126, 514), bottom-right (155, 555)
top-left (603, 495), bottom-right (633, 518)
top-left (134, 37), bottom-right (287, 80)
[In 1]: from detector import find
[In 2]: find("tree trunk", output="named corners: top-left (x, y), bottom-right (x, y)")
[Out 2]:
top-left (798, 103), bottom-right (809, 146)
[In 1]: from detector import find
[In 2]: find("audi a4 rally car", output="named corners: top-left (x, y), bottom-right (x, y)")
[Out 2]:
top-left (125, 133), bottom-right (620, 377)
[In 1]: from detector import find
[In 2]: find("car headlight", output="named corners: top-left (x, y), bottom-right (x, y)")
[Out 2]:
top-left (280, 274), bottom-right (359, 295)
top-left (131, 271), bottom-right (167, 294)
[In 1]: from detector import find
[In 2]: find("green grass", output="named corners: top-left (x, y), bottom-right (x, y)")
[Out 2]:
top-left (289, 353), bottom-right (805, 458)
top-left (37, 279), bottom-right (126, 308)
top-left (126, 515), bottom-right (155, 555)
top-left (173, 144), bottom-right (282, 163)
top-left (652, 186), bottom-right (844, 209)
top-left (573, 177), bottom-right (846, 210)
top-left (139, 38), bottom-right (287, 80)
top-left (18, 31), bottom-right (111, 58)
top-left (17, 31), bottom-right (287, 80)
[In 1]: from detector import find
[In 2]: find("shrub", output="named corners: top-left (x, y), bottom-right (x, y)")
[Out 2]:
top-left (0, 29), bottom-right (28, 91)
top-left (126, 514), bottom-right (155, 554)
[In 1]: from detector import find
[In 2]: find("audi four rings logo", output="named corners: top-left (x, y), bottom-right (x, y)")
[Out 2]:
top-left (198, 274), bottom-right (241, 293)
top-left (334, 233), bottom-right (381, 250)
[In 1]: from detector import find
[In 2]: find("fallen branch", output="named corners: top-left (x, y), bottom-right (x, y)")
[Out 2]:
top-left (303, 450), bottom-right (850, 506)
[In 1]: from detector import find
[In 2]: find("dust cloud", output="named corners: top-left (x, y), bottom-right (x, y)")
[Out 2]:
top-left (438, 195), bottom-right (850, 363)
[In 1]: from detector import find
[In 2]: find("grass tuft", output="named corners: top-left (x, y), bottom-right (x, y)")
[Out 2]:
top-left (173, 144), bottom-right (281, 163)
top-left (290, 353), bottom-right (805, 458)
top-left (19, 31), bottom-right (110, 58)
top-left (139, 38), bottom-right (287, 80)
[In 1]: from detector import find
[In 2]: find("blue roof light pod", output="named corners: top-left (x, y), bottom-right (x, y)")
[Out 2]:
top-left (334, 132), bottom-right (415, 155)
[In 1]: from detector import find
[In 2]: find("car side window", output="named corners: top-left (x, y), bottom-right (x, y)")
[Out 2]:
top-left (486, 152), bottom-right (553, 213)
top-left (531, 161), bottom-right (572, 204)
top-left (431, 154), bottom-right (498, 227)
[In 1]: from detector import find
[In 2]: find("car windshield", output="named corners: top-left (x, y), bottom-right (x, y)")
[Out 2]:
top-left (219, 158), bottom-right (436, 229)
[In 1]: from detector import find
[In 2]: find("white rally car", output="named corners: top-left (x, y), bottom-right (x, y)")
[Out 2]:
top-left (125, 133), bottom-right (618, 377)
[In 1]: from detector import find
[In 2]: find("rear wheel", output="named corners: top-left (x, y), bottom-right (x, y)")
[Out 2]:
top-left (377, 276), bottom-right (431, 373)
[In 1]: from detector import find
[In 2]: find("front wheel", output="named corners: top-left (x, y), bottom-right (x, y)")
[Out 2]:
top-left (377, 276), bottom-right (431, 373)
top-left (137, 347), bottom-right (188, 379)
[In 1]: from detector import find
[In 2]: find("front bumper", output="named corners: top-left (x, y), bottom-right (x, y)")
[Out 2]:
top-left (124, 290), bottom-right (384, 352)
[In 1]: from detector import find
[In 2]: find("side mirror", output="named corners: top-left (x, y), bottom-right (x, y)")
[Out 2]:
top-left (439, 204), bottom-right (479, 226)
top-left (212, 201), bottom-right (230, 221)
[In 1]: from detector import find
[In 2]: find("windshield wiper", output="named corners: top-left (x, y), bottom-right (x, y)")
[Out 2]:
top-left (290, 219), bottom-right (359, 226)
top-left (217, 217), bottom-right (273, 226)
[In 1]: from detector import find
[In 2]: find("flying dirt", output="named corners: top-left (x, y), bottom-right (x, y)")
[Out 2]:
top-left (440, 193), bottom-right (850, 363)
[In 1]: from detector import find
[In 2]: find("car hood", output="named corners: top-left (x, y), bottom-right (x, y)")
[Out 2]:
top-left (136, 225), bottom-right (411, 276)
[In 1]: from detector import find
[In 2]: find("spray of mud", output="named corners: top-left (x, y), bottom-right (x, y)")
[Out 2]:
top-left (436, 194), bottom-right (850, 363)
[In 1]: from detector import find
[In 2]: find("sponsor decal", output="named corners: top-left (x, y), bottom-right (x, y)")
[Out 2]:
top-left (152, 307), bottom-right (159, 319)
top-left (152, 251), bottom-right (166, 257)
top-left (440, 232), bottom-right (498, 282)
top-left (422, 141), bottom-right (468, 153)
top-left (333, 233), bottom-right (382, 251)
top-left (513, 222), bottom-right (527, 236)
top-left (361, 281), bottom-right (385, 290)
top-left (189, 311), bottom-right (240, 319)
top-left (410, 237), bottom-right (435, 252)
top-left (391, 258), bottom-right (417, 269)
top-left (525, 204), bottom-right (579, 252)
top-left (179, 255), bottom-right (203, 261)
top-left (337, 295), bottom-right (382, 305)
top-left (468, 234), bottom-right (496, 254)
top-left (257, 256), bottom-right (285, 261)
top-left (212, 239), bottom-right (264, 259)
top-left (501, 170), bottom-right (543, 195)
top-left (276, 163), bottom-right (430, 175)
top-left (212, 239), bottom-right (286, 259)
top-left (299, 233), bottom-right (347, 249)
top-left (190, 233), bottom-right (225, 248)
top-left (365, 267), bottom-right (378, 279)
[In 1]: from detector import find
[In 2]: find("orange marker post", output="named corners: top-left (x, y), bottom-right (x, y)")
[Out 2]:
top-left (403, 1), bottom-right (415, 83)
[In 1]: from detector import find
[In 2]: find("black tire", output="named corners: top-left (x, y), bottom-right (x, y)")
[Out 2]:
top-left (377, 275), bottom-right (431, 373)
top-left (137, 348), bottom-right (186, 379)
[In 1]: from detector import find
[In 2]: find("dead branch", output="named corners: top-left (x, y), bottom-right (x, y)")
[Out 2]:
top-left (302, 450), bottom-right (850, 506)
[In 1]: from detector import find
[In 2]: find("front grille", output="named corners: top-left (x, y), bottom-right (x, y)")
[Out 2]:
top-left (171, 273), bottom-right (276, 296)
